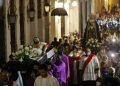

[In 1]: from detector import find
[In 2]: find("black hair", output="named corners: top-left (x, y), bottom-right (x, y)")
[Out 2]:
top-left (39, 64), bottom-right (48, 71)
top-left (32, 61), bottom-right (40, 66)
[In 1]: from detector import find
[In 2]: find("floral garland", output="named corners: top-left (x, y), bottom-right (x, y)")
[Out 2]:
top-left (11, 45), bottom-right (42, 61)
top-left (86, 38), bottom-right (102, 54)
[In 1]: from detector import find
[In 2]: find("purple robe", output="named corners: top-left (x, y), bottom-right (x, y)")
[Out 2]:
top-left (48, 69), bottom-right (53, 76)
top-left (54, 61), bottom-right (66, 86)
top-left (61, 54), bottom-right (70, 79)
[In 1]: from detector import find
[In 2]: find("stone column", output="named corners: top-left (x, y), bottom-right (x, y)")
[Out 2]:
top-left (4, 0), bottom-right (11, 61)
top-left (16, 0), bottom-right (21, 48)
top-left (49, 0), bottom-right (56, 43)
top-left (34, 0), bottom-right (38, 37)
top-left (44, 0), bottom-right (50, 43)
top-left (91, 0), bottom-right (95, 14)
top-left (64, 1), bottom-right (70, 37)
top-left (24, 0), bottom-right (31, 45)
top-left (45, 14), bottom-right (50, 43)
top-left (82, 0), bottom-right (87, 35)
top-left (78, 0), bottom-right (82, 38)
top-left (29, 0), bottom-right (38, 43)
top-left (39, 0), bottom-right (45, 42)
top-left (87, 0), bottom-right (91, 19)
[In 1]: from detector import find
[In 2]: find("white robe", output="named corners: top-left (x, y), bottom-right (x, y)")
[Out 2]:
top-left (79, 55), bottom-right (100, 81)
top-left (13, 71), bottom-right (23, 86)
top-left (34, 75), bottom-right (60, 86)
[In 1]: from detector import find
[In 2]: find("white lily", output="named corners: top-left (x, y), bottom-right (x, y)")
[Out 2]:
top-left (29, 45), bottom-right (32, 49)
top-left (25, 47), bottom-right (29, 51)
top-left (15, 51), bottom-right (19, 56)
top-left (17, 50), bottom-right (22, 55)
top-left (12, 52), bottom-right (15, 56)
top-left (93, 45), bottom-right (95, 47)
top-left (97, 45), bottom-right (99, 47)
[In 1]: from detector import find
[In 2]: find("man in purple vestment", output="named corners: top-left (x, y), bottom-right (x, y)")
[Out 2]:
top-left (58, 50), bottom-right (70, 80)
top-left (54, 60), bottom-right (66, 86)
top-left (61, 54), bottom-right (70, 86)
top-left (53, 52), bottom-right (67, 86)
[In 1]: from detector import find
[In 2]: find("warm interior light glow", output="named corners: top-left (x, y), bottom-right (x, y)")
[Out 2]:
top-left (45, 6), bottom-right (50, 12)
top-left (111, 53), bottom-right (115, 58)
top-left (58, 2), bottom-right (63, 8)
top-left (112, 38), bottom-right (116, 43)
top-left (45, 3), bottom-right (50, 12)
top-left (72, 1), bottom-right (77, 7)
top-left (29, 11), bottom-right (35, 18)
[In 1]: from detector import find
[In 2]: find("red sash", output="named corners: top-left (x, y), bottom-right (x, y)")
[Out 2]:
top-left (81, 54), bottom-right (94, 80)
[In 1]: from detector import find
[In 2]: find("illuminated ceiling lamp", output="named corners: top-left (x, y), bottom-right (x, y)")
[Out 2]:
top-left (44, 2), bottom-right (50, 16)
top-left (27, 0), bottom-right (35, 21)
top-left (72, 0), bottom-right (78, 7)
top-left (7, 0), bottom-right (17, 25)
top-left (45, 3), bottom-right (50, 13)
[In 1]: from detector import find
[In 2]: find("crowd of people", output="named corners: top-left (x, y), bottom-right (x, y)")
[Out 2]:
top-left (0, 6), bottom-right (120, 86)
top-left (0, 34), bottom-right (119, 86)
top-left (0, 35), bottom-right (79, 86)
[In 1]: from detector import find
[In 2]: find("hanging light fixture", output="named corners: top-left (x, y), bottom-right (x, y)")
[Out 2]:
top-left (72, 0), bottom-right (78, 7)
top-left (27, 0), bottom-right (35, 21)
top-left (7, 0), bottom-right (17, 52)
top-left (44, 2), bottom-right (50, 16)
top-left (7, 0), bottom-right (17, 25)
top-left (45, 3), bottom-right (50, 13)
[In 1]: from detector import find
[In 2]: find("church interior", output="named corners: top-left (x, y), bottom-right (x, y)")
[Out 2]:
top-left (0, 0), bottom-right (120, 86)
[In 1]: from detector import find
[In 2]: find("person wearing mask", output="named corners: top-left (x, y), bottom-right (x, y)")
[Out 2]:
top-left (34, 64), bottom-right (59, 86)
top-left (79, 48), bottom-right (100, 86)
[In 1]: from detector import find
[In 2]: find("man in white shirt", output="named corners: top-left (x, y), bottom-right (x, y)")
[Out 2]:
top-left (79, 48), bottom-right (100, 86)
top-left (34, 64), bottom-right (60, 86)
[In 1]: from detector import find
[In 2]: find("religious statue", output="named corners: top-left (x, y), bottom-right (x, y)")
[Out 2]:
top-left (97, 46), bottom-right (108, 64)
top-left (82, 14), bottom-right (101, 47)
top-left (32, 37), bottom-right (47, 57)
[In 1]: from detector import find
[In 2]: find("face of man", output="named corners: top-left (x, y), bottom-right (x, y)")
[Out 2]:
top-left (33, 38), bottom-right (40, 44)
top-left (85, 48), bottom-right (91, 56)
top-left (39, 69), bottom-right (48, 78)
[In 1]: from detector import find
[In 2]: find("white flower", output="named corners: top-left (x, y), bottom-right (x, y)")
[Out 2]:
top-left (29, 46), bottom-right (32, 49)
top-left (97, 44), bottom-right (99, 47)
top-left (91, 41), bottom-right (94, 43)
top-left (12, 52), bottom-right (15, 56)
top-left (15, 51), bottom-right (19, 56)
top-left (21, 49), bottom-right (24, 53)
top-left (19, 58), bottom-right (23, 62)
top-left (88, 39), bottom-right (91, 42)
top-left (90, 38), bottom-right (94, 41)
top-left (87, 41), bottom-right (90, 44)
top-left (93, 45), bottom-right (95, 47)
top-left (24, 47), bottom-right (29, 51)
top-left (25, 52), bottom-right (29, 55)
top-left (17, 50), bottom-right (22, 54)
top-left (95, 39), bottom-right (98, 42)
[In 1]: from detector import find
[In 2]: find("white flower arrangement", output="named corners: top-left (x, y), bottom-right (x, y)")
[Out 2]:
top-left (11, 45), bottom-right (43, 61)
top-left (86, 38), bottom-right (102, 53)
